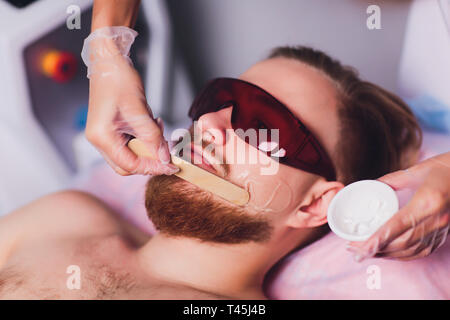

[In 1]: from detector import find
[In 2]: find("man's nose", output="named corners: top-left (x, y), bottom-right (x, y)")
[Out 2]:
top-left (196, 107), bottom-right (233, 146)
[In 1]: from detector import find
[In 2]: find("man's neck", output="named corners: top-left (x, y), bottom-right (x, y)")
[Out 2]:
top-left (137, 234), bottom-right (276, 299)
top-left (136, 228), bottom-right (319, 299)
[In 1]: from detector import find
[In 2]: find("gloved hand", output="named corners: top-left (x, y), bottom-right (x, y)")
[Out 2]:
top-left (347, 152), bottom-right (450, 261)
top-left (81, 26), bottom-right (179, 176)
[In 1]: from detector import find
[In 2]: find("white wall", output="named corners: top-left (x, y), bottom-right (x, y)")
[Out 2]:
top-left (167, 0), bottom-right (412, 93)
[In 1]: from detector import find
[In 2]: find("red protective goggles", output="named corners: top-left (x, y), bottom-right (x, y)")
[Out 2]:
top-left (188, 78), bottom-right (336, 181)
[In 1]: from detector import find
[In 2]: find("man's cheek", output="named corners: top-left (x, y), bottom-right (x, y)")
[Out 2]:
top-left (228, 169), bottom-right (294, 213)
top-left (259, 155), bottom-right (279, 176)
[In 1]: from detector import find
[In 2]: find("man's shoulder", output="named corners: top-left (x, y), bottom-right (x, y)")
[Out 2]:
top-left (0, 191), bottom-right (126, 261)
top-left (27, 190), bottom-right (122, 237)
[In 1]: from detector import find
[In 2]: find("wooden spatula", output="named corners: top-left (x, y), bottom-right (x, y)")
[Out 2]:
top-left (127, 138), bottom-right (249, 206)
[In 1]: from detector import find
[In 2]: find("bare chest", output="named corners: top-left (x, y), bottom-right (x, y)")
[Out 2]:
top-left (0, 236), bottom-right (222, 299)
top-left (0, 235), bottom-right (138, 299)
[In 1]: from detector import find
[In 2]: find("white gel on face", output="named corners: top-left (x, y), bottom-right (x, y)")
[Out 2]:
top-left (236, 171), bottom-right (250, 180)
top-left (327, 180), bottom-right (399, 241)
top-left (242, 178), bottom-right (293, 213)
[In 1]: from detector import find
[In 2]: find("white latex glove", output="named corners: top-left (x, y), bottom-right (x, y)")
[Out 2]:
top-left (81, 26), bottom-right (178, 176)
top-left (348, 152), bottom-right (450, 261)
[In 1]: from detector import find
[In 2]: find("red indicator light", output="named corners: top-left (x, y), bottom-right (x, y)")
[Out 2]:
top-left (41, 50), bottom-right (78, 83)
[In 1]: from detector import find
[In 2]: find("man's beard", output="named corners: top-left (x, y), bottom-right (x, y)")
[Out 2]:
top-left (145, 175), bottom-right (272, 244)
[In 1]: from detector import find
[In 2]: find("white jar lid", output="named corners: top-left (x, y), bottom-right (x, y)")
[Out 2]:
top-left (327, 180), bottom-right (399, 242)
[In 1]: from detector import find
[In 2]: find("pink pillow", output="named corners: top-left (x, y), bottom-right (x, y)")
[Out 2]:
top-left (264, 232), bottom-right (449, 299)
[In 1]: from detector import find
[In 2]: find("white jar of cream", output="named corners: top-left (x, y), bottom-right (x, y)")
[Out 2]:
top-left (327, 180), bottom-right (399, 241)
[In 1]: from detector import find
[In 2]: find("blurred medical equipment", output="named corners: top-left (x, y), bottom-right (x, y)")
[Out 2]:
top-left (0, 0), bottom-right (194, 216)
top-left (406, 95), bottom-right (450, 133)
top-left (398, 0), bottom-right (450, 134)
top-left (439, 0), bottom-right (450, 35)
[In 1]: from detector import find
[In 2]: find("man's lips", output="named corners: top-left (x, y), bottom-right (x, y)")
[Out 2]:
top-left (190, 150), bottom-right (216, 174)
top-left (189, 142), bottom-right (226, 177)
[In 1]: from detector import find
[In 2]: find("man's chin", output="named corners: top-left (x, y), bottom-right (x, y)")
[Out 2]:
top-left (144, 175), bottom-right (272, 244)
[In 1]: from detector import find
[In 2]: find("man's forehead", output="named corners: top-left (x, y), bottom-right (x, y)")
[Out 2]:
top-left (239, 57), bottom-right (340, 159)
top-left (239, 58), bottom-right (336, 112)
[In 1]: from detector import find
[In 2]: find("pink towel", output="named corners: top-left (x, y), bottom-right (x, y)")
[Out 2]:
top-left (264, 232), bottom-right (449, 299)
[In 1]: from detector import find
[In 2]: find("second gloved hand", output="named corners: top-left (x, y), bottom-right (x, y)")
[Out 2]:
top-left (81, 26), bottom-right (178, 176)
top-left (347, 153), bottom-right (450, 261)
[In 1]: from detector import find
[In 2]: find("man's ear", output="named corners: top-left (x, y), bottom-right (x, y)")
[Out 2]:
top-left (286, 180), bottom-right (344, 228)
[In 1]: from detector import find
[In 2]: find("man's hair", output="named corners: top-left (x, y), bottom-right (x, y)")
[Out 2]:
top-left (270, 46), bottom-right (422, 184)
top-left (146, 175), bottom-right (272, 244)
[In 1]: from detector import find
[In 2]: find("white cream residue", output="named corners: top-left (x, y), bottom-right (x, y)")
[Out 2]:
top-left (236, 171), bottom-right (250, 180)
top-left (243, 178), bottom-right (293, 213)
